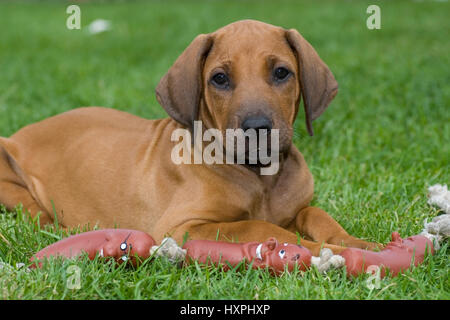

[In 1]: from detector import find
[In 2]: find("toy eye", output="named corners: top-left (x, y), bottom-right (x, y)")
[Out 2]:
top-left (278, 249), bottom-right (286, 259)
top-left (120, 242), bottom-right (127, 251)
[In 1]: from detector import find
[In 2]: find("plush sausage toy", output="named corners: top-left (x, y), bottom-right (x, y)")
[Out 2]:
top-left (340, 232), bottom-right (434, 278)
top-left (182, 237), bottom-right (312, 275)
top-left (30, 229), bottom-right (156, 268)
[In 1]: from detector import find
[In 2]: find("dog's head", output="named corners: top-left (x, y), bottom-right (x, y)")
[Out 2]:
top-left (156, 20), bottom-right (338, 157)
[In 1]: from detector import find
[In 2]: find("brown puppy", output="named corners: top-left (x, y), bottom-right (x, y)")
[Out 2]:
top-left (0, 20), bottom-right (379, 255)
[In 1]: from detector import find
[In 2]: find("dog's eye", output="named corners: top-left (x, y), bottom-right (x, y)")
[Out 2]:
top-left (273, 67), bottom-right (291, 82)
top-left (211, 73), bottom-right (229, 88)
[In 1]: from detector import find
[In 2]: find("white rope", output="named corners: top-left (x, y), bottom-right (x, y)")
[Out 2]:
top-left (420, 184), bottom-right (450, 250)
top-left (149, 237), bottom-right (186, 262)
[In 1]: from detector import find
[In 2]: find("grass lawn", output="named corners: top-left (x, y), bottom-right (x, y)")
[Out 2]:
top-left (0, 0), bottom-right (449, 300)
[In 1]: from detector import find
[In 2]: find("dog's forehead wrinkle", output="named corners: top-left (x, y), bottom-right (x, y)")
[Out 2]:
top-left (210, 42), bottom-right (294, 73)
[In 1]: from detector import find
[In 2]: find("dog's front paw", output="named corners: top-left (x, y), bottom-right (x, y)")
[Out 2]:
top-left (348, 239), bottom-right (382, 251)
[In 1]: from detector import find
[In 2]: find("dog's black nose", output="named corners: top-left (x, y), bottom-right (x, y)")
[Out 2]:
top-left (241, 115), bottom-right (272, 132)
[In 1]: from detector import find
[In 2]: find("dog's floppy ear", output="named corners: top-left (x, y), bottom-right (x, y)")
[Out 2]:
top-left (285, 29), bottom-right (338, 136)
top-left (156, 34), bottom-right (213, 131)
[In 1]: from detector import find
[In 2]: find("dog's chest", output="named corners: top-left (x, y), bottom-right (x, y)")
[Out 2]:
top-left (249, 167), bottom-right (313, 227)
top-left (250, 188), bottom-right (299, 227)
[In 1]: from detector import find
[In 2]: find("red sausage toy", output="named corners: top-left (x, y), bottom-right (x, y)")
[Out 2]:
top-left (182, 237), bottom-right (312, 275)
top-left (340, 232), bottom-right (434, 278)
top-left (30, 229), bottom-right (156, 267)
top-left (30, 229), bottom-right (434, 279)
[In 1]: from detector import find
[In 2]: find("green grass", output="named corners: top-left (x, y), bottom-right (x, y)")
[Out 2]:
top-left (0, 0), bottom-right (449, 300)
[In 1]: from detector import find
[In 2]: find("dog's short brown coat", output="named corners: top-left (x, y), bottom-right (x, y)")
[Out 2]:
top-left (0, 20), bottom-right (379, 255)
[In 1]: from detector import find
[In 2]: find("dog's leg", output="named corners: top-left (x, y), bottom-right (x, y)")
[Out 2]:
top-left (294, 206), bottom-right (381, 250)
top-left (0, 143), bottom-right (51, 225)
top-left (171, 220), bottom-right (348, 256)
top-left (0, 181), bottom-right (52, 225)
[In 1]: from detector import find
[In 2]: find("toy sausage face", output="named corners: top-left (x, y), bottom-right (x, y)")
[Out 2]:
top-left (102, 231), bottom-right (154, 263)
top-left (116, 231), bottom-right (157, 263)
top-left (262, 241), bottom-right (312, 274)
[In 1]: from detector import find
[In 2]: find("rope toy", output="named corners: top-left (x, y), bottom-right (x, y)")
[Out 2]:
top-left (420, 184), bottom-right (450, 250)
top-left (150, 237), bottom-right (186, 263)
top-left (310, 248), bottom-right (346, 273)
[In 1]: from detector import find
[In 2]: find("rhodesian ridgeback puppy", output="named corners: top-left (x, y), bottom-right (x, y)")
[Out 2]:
top-left (0, 20), bottom-right (379, 255)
